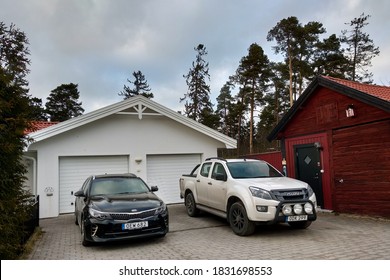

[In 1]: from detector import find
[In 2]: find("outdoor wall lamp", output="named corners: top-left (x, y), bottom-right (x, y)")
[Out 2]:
top-left (134, 158), bottom-right (142, 164)
top-left (346, 104), bottom-right (355, 118)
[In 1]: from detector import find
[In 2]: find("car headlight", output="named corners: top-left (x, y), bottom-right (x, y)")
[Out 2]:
top-left (249, 187), bottom-right (272, 200)
top-left (307, 185), bottom-right (315, 198)
top-left (89, 208), bottom-right (111, 220)
top-left (155, 202), bottom-right (167, 215)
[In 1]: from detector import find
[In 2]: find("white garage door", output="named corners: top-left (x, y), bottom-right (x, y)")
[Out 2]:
top-left (147, 154), bottom-right (201, 204)
top-left (59, 156), bottom-right (129, 214)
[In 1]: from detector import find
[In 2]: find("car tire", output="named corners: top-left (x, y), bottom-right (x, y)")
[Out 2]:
top-left (228, 202), bottom-right (255, 236)
top-left (81, 220), bottom-right (91, 247)
top-left (288, 221), bottom-right (312, 229)
top-left (185, 192), bottom-right (199, 217)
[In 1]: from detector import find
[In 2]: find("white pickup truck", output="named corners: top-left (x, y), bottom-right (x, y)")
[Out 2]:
top-left (179, 157), bottom-right (317, 236)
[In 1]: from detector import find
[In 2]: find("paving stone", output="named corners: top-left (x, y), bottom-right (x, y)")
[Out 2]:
top-left (26, 204), bottom-right (390, 260)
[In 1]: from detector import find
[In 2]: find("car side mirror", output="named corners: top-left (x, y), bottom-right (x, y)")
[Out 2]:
top-left (215, 173), bottom-right (227, 181)
top-left (74, 190), bottom-right (85, 197)
top-left (150, 186), bottom-right (158, 192)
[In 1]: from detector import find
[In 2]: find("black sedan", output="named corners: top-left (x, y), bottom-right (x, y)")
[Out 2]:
top-left (74, 173), bottom-right (169, 246)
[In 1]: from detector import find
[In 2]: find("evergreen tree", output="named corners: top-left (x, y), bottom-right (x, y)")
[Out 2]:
top-left (45, 83), bottom-right (84, 122)
top-left (234, 43), bottom-right (271, 154)
top-left (216, 82), bottom-right (234, 135)
top-left (28, 97), bottom-right (48, 121)
top-left (181, 44), bottom-right (213, 124)
top-left (340, 13), bottom-right (380, 83)
top-left (0, 22), bottom-right (34, 259)
top-left (119, 70), bottom-right (153, 99)
top-left (313, 34), bottom-right (349, 79)
top-left (260, 62), bottom-right (290, 128)
top-left (267, 17), bottom-right (325, 105)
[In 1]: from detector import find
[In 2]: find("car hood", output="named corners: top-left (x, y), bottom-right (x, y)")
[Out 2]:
top-left (241, 177), bottom-right (308, 191)
top-left (89, 192), bottom-right (162, 212)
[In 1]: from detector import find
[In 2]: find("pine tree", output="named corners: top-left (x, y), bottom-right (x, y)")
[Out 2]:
top-left (181, 44), bottom-right (213, 124)
top-left (340, 13), bottom-right (380, 83)
top-left (28, 97), bottom-right (48, 121)
top-left (119, 70), bottom-right (153, 99)
top-left (216, 82), bottom-right (234, 135)
top-left (234, 43), bottom-right (271, 154)
top-left (45, 83), bottom-right (84, 122)
top-left (313, 34), bottom-right (349, 79)
top-left (267, 17), bottom-right (325, 106)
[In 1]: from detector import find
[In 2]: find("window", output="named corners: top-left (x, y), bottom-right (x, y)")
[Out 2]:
top-left (227, 161), bottom-right (283, 179)
top-left (82, 177), bottom-right (91, 195)
top-left (211, 163), bottom-right (227, 179)
top-left (200, 162), bottom-right (212, 177)
top-left (90, 177), bottom-right (149, 196)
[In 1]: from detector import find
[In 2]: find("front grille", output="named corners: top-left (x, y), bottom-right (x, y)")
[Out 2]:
top-left (271, 189), bottom-right (308, 201)
top-left (110, 209), bottom-right (157, 220)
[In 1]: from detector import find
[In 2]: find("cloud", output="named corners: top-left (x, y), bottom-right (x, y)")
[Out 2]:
top-left (1, 0), bottom-right (389, 114)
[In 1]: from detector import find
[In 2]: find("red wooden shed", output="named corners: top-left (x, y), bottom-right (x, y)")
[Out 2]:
top-left (268, 75), bottom-right (390, 218)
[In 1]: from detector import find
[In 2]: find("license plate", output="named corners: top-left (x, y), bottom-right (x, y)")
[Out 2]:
top-left (287, 215), bottom-right (308, 222)
top-left (122, 221), bottom-right (148, 230)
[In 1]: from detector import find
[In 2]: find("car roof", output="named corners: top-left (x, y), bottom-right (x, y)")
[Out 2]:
top-left (92, 173), bottom-right (138, 179)
top-left (205, 157), bottom-right (265, 163)
top-left (225, 159), bottom-right (264, 163)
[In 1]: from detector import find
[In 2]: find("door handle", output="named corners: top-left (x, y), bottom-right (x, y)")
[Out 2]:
top-left (208, 182), bottom-right (212, 185)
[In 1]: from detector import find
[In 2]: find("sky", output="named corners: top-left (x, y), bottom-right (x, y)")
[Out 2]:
top-left (1, 0), bottom-right (389, 114)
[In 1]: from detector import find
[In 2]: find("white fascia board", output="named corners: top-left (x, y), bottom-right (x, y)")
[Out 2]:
top-left (28, 97), bottom-right (142, 142)
top-left (28, 96), bottom-right (237, 149)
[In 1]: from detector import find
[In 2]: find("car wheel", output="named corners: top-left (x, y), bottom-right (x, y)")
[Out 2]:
top-left (185, 192), bottom-right (199, 217)
top-left (80, 219), bottom-right (91, 246)
top-left (228, 202), bottom-right (255, 236)
top-left (288, 221), bottom-right (312, 229)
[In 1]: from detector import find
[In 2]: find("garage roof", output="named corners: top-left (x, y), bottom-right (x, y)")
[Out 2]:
top-left (268, 75), bottom-right (390, 141)
top-left (27, 95), bottom-right (237, 148)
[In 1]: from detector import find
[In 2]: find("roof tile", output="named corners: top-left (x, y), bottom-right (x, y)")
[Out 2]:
top-left (322, 76), bottom-right (390, 102)
top-left (25, 121), bottom-right (59, 134)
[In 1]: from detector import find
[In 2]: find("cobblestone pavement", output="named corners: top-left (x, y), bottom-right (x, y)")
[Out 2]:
top-left (27, 204), bottom-right (390, 260)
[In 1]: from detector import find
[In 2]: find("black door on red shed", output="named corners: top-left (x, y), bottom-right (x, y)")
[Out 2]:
top-left (294, 144), bottom-right (324, 207)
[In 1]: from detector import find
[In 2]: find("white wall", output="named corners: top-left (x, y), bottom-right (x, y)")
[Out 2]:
top-left (28, 114), bottom-right (225, 218)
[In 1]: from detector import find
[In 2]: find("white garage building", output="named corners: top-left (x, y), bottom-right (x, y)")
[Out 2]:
top-left (25, 96), bottom-right (236, 218)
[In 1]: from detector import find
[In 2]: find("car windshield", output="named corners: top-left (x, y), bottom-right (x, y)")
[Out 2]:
top-left (90, 177), bottom-right (150, 196)
top-left (227, 161), bottom-right (283, 179)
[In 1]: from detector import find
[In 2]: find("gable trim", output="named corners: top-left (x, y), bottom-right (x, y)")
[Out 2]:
top-left (27, 95), bottom-right (237, 149)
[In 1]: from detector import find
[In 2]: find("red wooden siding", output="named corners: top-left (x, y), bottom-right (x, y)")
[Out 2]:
top-left (245, 151), bottom-right (283, 171)
top-left (276, 85), bottom-right (390, 217)
top-left (332, 119), bottom-right (390, 217)
top-left (280, 87), bottom-right (389, 139)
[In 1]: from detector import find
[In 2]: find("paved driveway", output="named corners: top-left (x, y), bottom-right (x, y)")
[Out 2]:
top-left (27, 204), bottom-right (390, 260)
